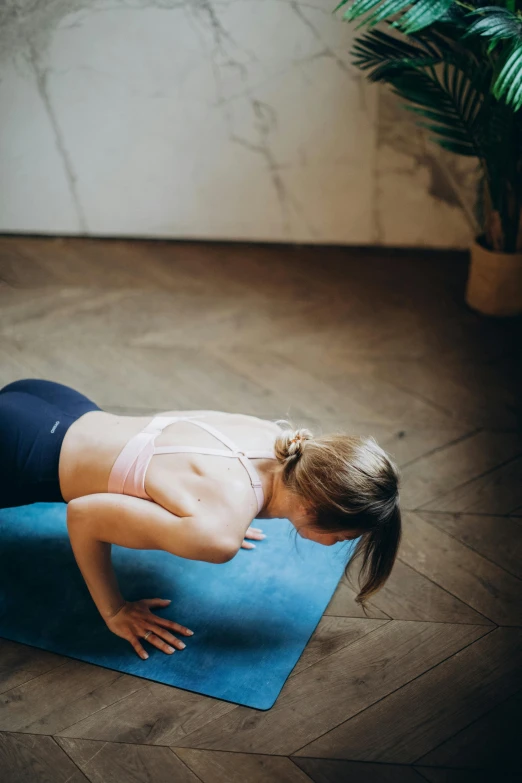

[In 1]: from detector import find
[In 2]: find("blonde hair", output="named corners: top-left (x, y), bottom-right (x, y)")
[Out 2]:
top-left (274, 419), bottom-right (401, 605)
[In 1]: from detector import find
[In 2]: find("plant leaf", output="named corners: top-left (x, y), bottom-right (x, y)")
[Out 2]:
top-left (416, 121), bottom-right (475, 145)
top-left (351, 29), bottom-right (441, 76)
top-left (342, 0), bottom-right (408, 20)
top-left (433, 138), bottom-right (478, 155)
top-left (364, 0), bottom-right (414, 28)
top-left (398, 0), bottom-right (454, 35)
top-left (493, 43), bottom-right (522, 110)
top-left (463, 7), bottom-right (522, 42)
top-left (385, 61), bottom-right (488, 159)
top-left (342, 0), bottom-right (412, 30)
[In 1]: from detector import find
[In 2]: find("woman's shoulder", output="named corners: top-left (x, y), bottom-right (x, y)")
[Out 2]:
top-left (157, 409), bottom-right (284, 433)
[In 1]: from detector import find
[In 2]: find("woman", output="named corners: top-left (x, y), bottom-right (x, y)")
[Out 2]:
top-left (0, 378), bottom-right (401, 661)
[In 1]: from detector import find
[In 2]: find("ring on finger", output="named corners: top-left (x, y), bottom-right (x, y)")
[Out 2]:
top-left (143, 630), bottom-right (152, 640)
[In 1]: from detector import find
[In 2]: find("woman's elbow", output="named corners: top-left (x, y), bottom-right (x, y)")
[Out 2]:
top-left (66, 498), bottom-right (84, 527)
top-left (210, 539), bottom-right (239, 563)
top-left (190, 536), bottom-right (240, 564)
top-left (66, 500), bottom-right (89, 546)
top-left (164, 523), bottom-right (240, 564)
top-left (66, 497), bottom-right (97, 538)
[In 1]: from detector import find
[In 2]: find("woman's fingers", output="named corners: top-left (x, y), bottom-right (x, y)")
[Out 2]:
top-left (242, 525), bottom-right (267, 548)
top-left (143, 632), bottom-right (176, 655)
top-left (141, 598), bottom-right (171, 608)
top-left (129, 636), bottom-right (149, 660)
top-left (149, 614), bottom-right (194, 636)
top-left (147, 625), bottom-right (186, 650)
top-left (244, 527), bottom-right (266, 540)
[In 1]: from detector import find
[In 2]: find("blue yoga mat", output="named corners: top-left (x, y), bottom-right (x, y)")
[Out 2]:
top-left (0, 503), bottom-right (355, 709)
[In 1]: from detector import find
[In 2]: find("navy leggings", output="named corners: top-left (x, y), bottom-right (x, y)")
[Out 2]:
top-left (0, 379), bottom-right (102, 509)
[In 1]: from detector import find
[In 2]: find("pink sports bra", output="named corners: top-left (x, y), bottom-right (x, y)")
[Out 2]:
top-left (107, 416), bottom-right (277, 514)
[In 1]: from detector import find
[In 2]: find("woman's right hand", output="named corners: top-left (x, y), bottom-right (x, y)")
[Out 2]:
top-left (106, 598), bottom-right (194, 660)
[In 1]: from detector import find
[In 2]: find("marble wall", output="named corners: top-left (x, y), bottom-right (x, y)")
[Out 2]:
top-left (0, 0), bottom-right (477, 247)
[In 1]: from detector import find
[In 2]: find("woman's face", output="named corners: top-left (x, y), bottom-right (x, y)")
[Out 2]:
top-left (288, 502), bottom-right (362, 546)
top-left (298, 525), bottom-right (362, 546)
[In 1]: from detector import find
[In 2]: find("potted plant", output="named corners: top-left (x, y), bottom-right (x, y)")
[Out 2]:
top-left (336, 0), bottom-right (522, 316)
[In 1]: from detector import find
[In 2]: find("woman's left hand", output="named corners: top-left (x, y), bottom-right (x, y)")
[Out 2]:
top-left (241, 526), bottom-right (266, 550)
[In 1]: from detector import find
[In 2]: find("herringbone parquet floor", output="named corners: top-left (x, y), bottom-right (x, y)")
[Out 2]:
top-left (0, 236), bottom-right (521, 783)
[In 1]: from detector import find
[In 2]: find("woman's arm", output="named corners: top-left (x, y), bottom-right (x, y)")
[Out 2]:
top-left (66, 493), bottom-right (241, 658)
top-left (67, 493), bottom-right (240, 615)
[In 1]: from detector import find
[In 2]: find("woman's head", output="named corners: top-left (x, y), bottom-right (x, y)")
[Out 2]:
top-left (273, 421), bottom-right (401, 606)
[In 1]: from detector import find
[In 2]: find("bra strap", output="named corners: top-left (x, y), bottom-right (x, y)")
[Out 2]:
top-left (183, 419), bottom-right (243, 453)
top-left (158, 419), bottom-right (271, 513)
top-left (154, 446), bottom-right (246, 456)
top-left (173, 421), bottom-right (273, 507)
top-left (108, 416), bottom-right (186, 495)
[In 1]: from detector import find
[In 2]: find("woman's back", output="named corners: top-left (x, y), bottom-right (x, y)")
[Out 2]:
top-left (59, 409), bottom-right (282, 517)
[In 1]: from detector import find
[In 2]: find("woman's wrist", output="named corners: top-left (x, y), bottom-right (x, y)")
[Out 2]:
top-left (104, 599), bottom-right (127, 621)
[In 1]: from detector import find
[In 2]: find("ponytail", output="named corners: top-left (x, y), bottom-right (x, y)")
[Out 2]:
top-left (346, 501), bottom-right (401, 605)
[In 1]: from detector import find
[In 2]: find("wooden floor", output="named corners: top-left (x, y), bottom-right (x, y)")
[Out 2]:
top-left (1, 236), bottom-right (521, 783)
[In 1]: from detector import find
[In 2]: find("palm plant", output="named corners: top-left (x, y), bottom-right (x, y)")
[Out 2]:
top-left (336, 1), bottom-right (522, 253)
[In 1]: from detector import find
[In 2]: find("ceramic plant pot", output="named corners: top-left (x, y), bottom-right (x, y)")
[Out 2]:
top-left (465, 236), bottom-right (522, 317)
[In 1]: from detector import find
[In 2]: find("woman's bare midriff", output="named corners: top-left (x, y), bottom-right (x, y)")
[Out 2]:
top-left (58, 409), bottom-right (281, 506)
